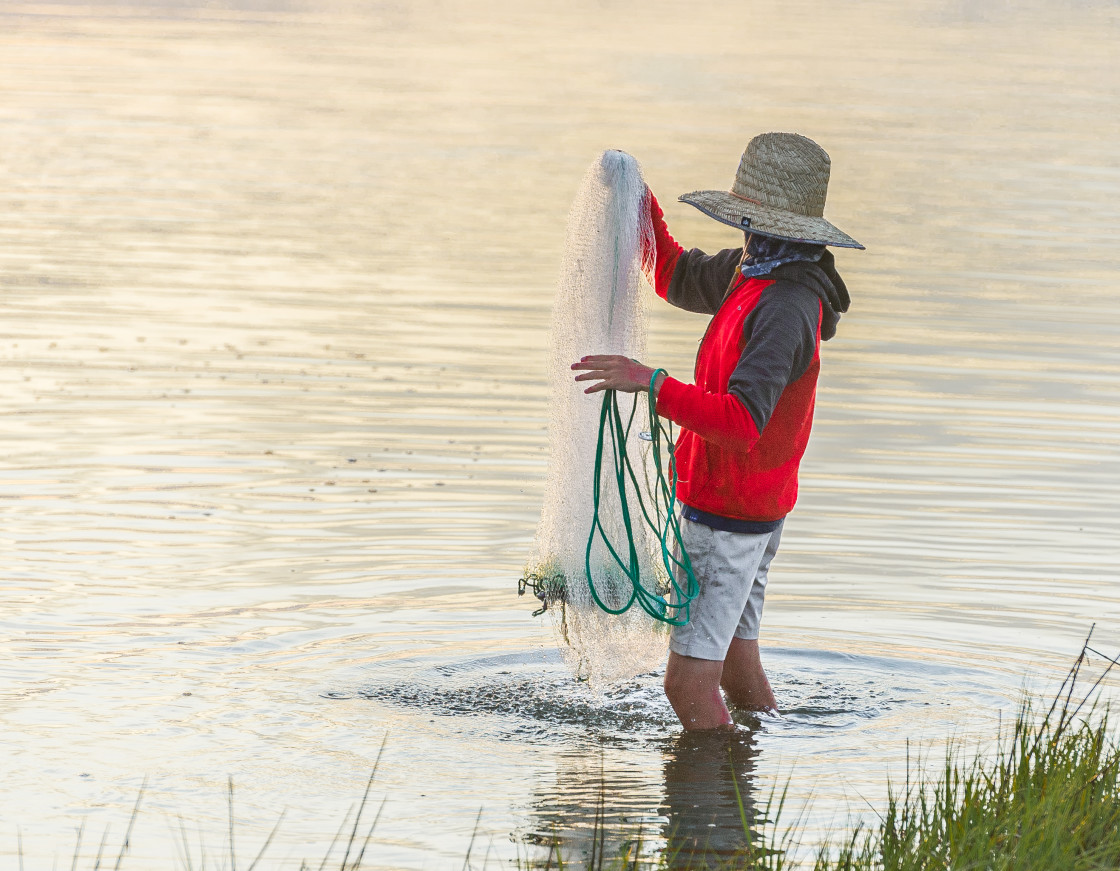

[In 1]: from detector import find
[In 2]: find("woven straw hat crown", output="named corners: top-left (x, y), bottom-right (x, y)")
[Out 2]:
top-left (736, 133), bottom-right (828, 218)
top-left (680, 132), bottom-right (863, 249)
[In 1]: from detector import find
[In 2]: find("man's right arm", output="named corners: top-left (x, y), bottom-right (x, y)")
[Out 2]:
top-left (644, 191), bottom-right (742, 316)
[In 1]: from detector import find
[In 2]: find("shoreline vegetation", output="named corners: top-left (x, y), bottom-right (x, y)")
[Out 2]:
top-left (18, 638), bottom-right (1120, 871)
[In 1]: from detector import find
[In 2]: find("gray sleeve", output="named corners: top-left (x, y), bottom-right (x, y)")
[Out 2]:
top-left (665, 247), bottom-right (743, 315)
top-left (728, 282), bottom-right (821, 433)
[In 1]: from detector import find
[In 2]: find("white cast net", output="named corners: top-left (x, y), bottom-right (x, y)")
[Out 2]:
top-left (525, 149), bottom-right (670, 689)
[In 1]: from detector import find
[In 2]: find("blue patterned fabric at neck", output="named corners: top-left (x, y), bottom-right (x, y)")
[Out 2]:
top-left (739, 232), bottom-right (825, 278)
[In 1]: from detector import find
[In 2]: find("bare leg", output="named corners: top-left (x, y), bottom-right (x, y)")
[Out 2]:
top-left (720, 638), bottom-right (778, 713)
top-left (664, 651), bottom-right (734, 731)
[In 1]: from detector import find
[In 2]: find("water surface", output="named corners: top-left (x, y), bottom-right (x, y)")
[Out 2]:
top-left (2, 0), bottom-right (1119, 867)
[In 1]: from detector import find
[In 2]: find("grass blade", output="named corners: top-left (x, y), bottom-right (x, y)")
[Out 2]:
top-left (70, 822), bottom-right (84, 871)
top-left (317, 805), bottom-right (354, 871)
top-left (113, 779), bottom-right (146, 871)
top-left (348, 796), bottom-right (387, 871)
top-left (341, 735), bottom-right (387, 871)
top-left (462, 807), bottom-right (483, 871)
top-left (246, 809), bottom-right (286, 871)
top-left (228, 776), bottom-right (237, 871)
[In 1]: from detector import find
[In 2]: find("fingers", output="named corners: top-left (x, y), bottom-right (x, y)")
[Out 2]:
top-left (570, 354), bottom-right (653, 395)
top-left (571, 354), bottom-right (629, 370)
top-left (574, 369), bottom-right (619, 394)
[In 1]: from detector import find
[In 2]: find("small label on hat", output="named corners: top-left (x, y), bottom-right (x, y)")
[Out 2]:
top-left (740, 217), bottom-right (752, 227)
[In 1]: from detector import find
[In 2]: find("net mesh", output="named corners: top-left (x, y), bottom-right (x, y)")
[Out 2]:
top-left (525, 150), bottom-right (669, 689)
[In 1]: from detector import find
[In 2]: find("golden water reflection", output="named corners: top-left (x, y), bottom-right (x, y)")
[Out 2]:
top-left (1, 0), bottom-right (1118, 867)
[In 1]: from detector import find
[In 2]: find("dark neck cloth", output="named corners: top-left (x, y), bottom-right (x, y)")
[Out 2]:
top-left (739, 232), bottom-right (825, 279)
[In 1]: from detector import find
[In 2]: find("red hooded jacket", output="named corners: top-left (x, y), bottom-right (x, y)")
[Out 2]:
top-left (646, 194), bottom-right (845, 524)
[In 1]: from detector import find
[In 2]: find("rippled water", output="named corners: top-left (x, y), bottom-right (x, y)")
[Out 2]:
top-left (2, 0), bottom-right (1119, 867)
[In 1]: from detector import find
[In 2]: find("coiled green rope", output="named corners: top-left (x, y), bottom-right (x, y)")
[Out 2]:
top-left (584, 369), bottom-right (698, 625)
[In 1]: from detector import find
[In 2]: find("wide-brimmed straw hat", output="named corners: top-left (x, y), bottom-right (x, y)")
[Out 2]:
top-left (679, 132), bottom-right (864, 249)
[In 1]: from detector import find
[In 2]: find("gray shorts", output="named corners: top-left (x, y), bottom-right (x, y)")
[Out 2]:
top-left (668, 516), bottom-right (784, 661)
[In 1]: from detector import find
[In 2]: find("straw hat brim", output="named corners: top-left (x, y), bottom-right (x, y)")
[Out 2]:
top-left (679, 190), bottom-right (864, 250)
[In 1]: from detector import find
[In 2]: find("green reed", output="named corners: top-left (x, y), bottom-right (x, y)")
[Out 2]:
top-left (809, 637), bottom-right (1120, 871)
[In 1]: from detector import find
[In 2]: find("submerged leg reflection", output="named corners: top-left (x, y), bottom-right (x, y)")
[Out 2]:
top-left (661, 728), bottom-right (761, 869)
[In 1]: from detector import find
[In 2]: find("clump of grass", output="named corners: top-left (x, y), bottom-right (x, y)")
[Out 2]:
top-left (813, 635), bottom-right (1120, 871)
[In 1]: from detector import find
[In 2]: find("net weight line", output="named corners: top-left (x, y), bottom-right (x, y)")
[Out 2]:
top-left (585, 369), bottom-right (698, 626)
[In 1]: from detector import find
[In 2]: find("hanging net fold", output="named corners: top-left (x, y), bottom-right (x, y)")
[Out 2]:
top-left (521, 150), bottom-right (696, 688)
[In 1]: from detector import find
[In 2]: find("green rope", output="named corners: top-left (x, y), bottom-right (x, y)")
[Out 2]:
top-left (584, 369), bottom-right (699, 626)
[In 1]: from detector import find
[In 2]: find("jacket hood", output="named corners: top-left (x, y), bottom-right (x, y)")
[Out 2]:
top-left (768, 249), bottom-right (849, 341)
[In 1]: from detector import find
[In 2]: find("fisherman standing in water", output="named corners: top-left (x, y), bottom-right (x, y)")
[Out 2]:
top-left (573, 133), bottom-right (862, 731)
